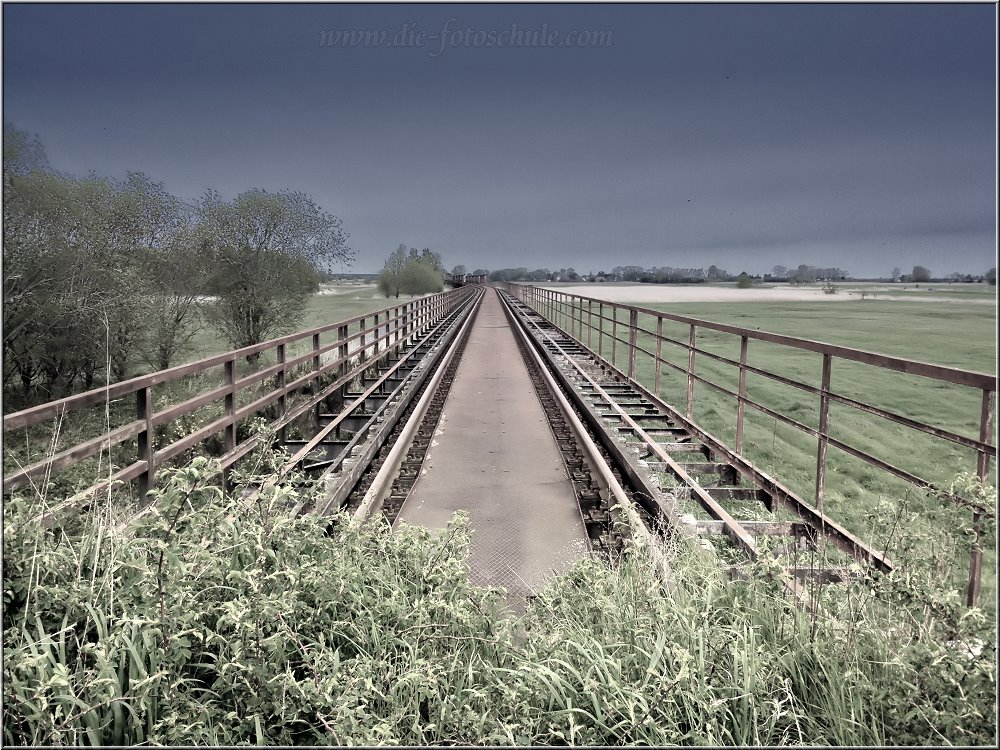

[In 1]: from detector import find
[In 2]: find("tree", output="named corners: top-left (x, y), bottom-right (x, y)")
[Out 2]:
top-left (891, 267), bottom-right (901, 282)
top-left (141, 224), bottom-right (213, 370)
top-left (400, 257), bottom-right (444, 295)
top-left (451, 264), bottom-right (467, 276)
top-left (420, 248), bottom-right (443, 273)
top-left (770, 265), bottom-right (788, 280)
top-left (3, 122), bottom-right (50, 179)
top-left (735, 272), bottom-right (753, 289)
top-left (789, 265), bottom-right (817, 285)
top-left (986, 268), bottom-right (996, 286)
top-left (381, 245), bottom-right (444, 297)
top-left (379, 244), bottom-right (408, 298)
top-left (912, 265), bottom-right (931, 283)
top-left (3, 146), bottom-right (169, 395)
top-left (707, 264), bottom-right (728, 281)
top-left (199, 188), bottom-right (352, 356)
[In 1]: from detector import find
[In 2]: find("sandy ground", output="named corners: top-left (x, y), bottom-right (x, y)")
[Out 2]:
top-left (535, 283), bottom-right (995, 305)
top-left (316, 283), bottom-right (378, 296)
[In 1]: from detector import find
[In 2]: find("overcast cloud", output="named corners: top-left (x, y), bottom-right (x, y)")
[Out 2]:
top-left (3, 3), bottom-right (996, 276)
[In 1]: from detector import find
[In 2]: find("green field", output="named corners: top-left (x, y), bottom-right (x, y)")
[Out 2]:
top-left (547, 294), bottom-right (997, 606)
top-left (173, 284), bottom-right (411, 368)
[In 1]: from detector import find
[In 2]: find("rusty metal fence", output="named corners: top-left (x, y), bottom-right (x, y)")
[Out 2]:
top-left (504, 283), bottom-right (996, 605)
top-left (3, 287), bottom-right (476, 503)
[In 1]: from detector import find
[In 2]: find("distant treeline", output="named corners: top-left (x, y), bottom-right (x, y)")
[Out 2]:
top-left (485, 263), bottom-right (996, 286)
top-left (488, 265), bottom-right (759, 284)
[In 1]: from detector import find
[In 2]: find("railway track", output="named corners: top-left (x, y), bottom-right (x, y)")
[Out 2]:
top-left (275, 282), bottom-right (893, 609)
top-left (496, 288), bottom-right (895, 605)
top-left (263, 287), bottom-right (484, 514)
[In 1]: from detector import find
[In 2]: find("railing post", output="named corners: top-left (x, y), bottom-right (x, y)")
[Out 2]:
top-left (373, 313), bottom-right (380, 355)
top-left (736, 336), bottom-right (748, 455)
top-left (968, 388), bottom-right (994, 607)
top-left (360, 317), bottom-right (368, 362)
top-left (276, 343), bottom-right (287, 442)
top-left (136, 386), bottom-right (153, 501)
top-left (588, 300), bottom-right (593, 349)
top-left (815, 354), bottom-right (832, 511)
top-left (598, 303), bottom-right (604, 357)
top-left (627, 309), bottom-right (638, 378)
top-left (686, 324), bottom-right (696, 419)
top-left (654, 317), bottom-right (663, 397)
top-left (611, 307), bottom-right (618, 366)
top-left (336, 326), bottom-right (348, 377)
top-left (223, 358), bottom-right (237, 491)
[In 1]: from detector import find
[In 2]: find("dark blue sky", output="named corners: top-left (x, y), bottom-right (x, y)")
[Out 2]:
top-left (3, 2), bottom-right (996, 275)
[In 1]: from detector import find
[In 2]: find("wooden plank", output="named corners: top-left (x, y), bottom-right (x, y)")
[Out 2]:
top-left (3, 418), bottom-right (145, 492)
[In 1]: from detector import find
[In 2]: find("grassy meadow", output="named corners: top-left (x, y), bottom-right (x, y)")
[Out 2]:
top-left (4, 455), bottom-right (995, 745)
top-left (170, 283), bottom-right (407, 368)
top-left (543, 288), bottom-right (997, 606)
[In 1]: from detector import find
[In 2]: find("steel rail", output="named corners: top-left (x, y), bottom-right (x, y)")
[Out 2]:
top-left (496, 291), bottom-right (676, 588)
top-left (507, 291), bottom-right (895, 572)
top-left (498, 290), bottom-right (894, 609)
top-left (352, 291), bottom-right (484, 522)
top-left (6, 287), bottom-right (477, 503)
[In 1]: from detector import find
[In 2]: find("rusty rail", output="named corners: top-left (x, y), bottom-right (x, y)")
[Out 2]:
top-left (3, 287), bottom-right (477, 501)
top-left (504, 283), bottom-right (997, 606)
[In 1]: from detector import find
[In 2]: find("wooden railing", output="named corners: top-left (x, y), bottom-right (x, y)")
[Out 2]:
top-left (504, 283), bottom-right (997, 605)
top-left (3, 287), bottom-right (477, 502)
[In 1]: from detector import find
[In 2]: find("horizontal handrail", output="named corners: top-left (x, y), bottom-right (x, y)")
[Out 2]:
top-left (3, 287), bottom-right (479, 497)
top-left (506, 282), bottom-right (997, 607)
top-left (515, 284), bottom-right (995, 390)
top-left (4, 299), bottom-right (420, 431)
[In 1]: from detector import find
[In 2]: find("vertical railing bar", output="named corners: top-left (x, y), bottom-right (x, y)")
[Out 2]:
top-left (136, 386), bottom-right (153, 500)
top-left (736, 335), bottom-right (748, 455)
top-left (598, 302), bottom-right (604, 357)
top-left (611, 306), bottom-right (618, 366)
top-left (627, 309), bottom-right (638, 378)
top-left (686, 324), bottom-right (696, 419)
top-left (654, 316), bottom-right (663, 397)
top-left (815, 353), bottom-right (832, 511)
top-left (968, 387), bottom-right (994, 607)
top-left (588, 300), bottom-right (593, 349)
top-left (223, 358), bottom-right (237, 490)
top-left (276, 343), bottom-right (287, 442)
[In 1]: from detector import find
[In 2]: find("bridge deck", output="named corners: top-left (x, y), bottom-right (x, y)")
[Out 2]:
top-left (394, 288), bottom-right (588, 607)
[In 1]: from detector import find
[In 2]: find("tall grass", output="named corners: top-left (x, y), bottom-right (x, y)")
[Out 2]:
top-left (4, 448), bottom-right (995, 745)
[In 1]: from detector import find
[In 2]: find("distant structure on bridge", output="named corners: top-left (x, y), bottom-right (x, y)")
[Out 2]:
top-left (444, 272), bottom-right (486, 287)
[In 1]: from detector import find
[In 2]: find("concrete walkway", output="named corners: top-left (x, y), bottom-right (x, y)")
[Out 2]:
top-left (394, 287), bottom-right (589, 606)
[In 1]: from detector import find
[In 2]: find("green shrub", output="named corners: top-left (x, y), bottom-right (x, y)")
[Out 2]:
top-left (3, 456), bottom-right (996, 745)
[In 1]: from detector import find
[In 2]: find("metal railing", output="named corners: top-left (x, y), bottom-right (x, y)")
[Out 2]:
top-left (504, 283), bottom-right (997, 606)
top-left (3, 287), bottom-right (477, 502)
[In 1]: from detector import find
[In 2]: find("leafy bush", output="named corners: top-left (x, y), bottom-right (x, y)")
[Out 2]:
top-left (3, 457), bottom-right (996, 745)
